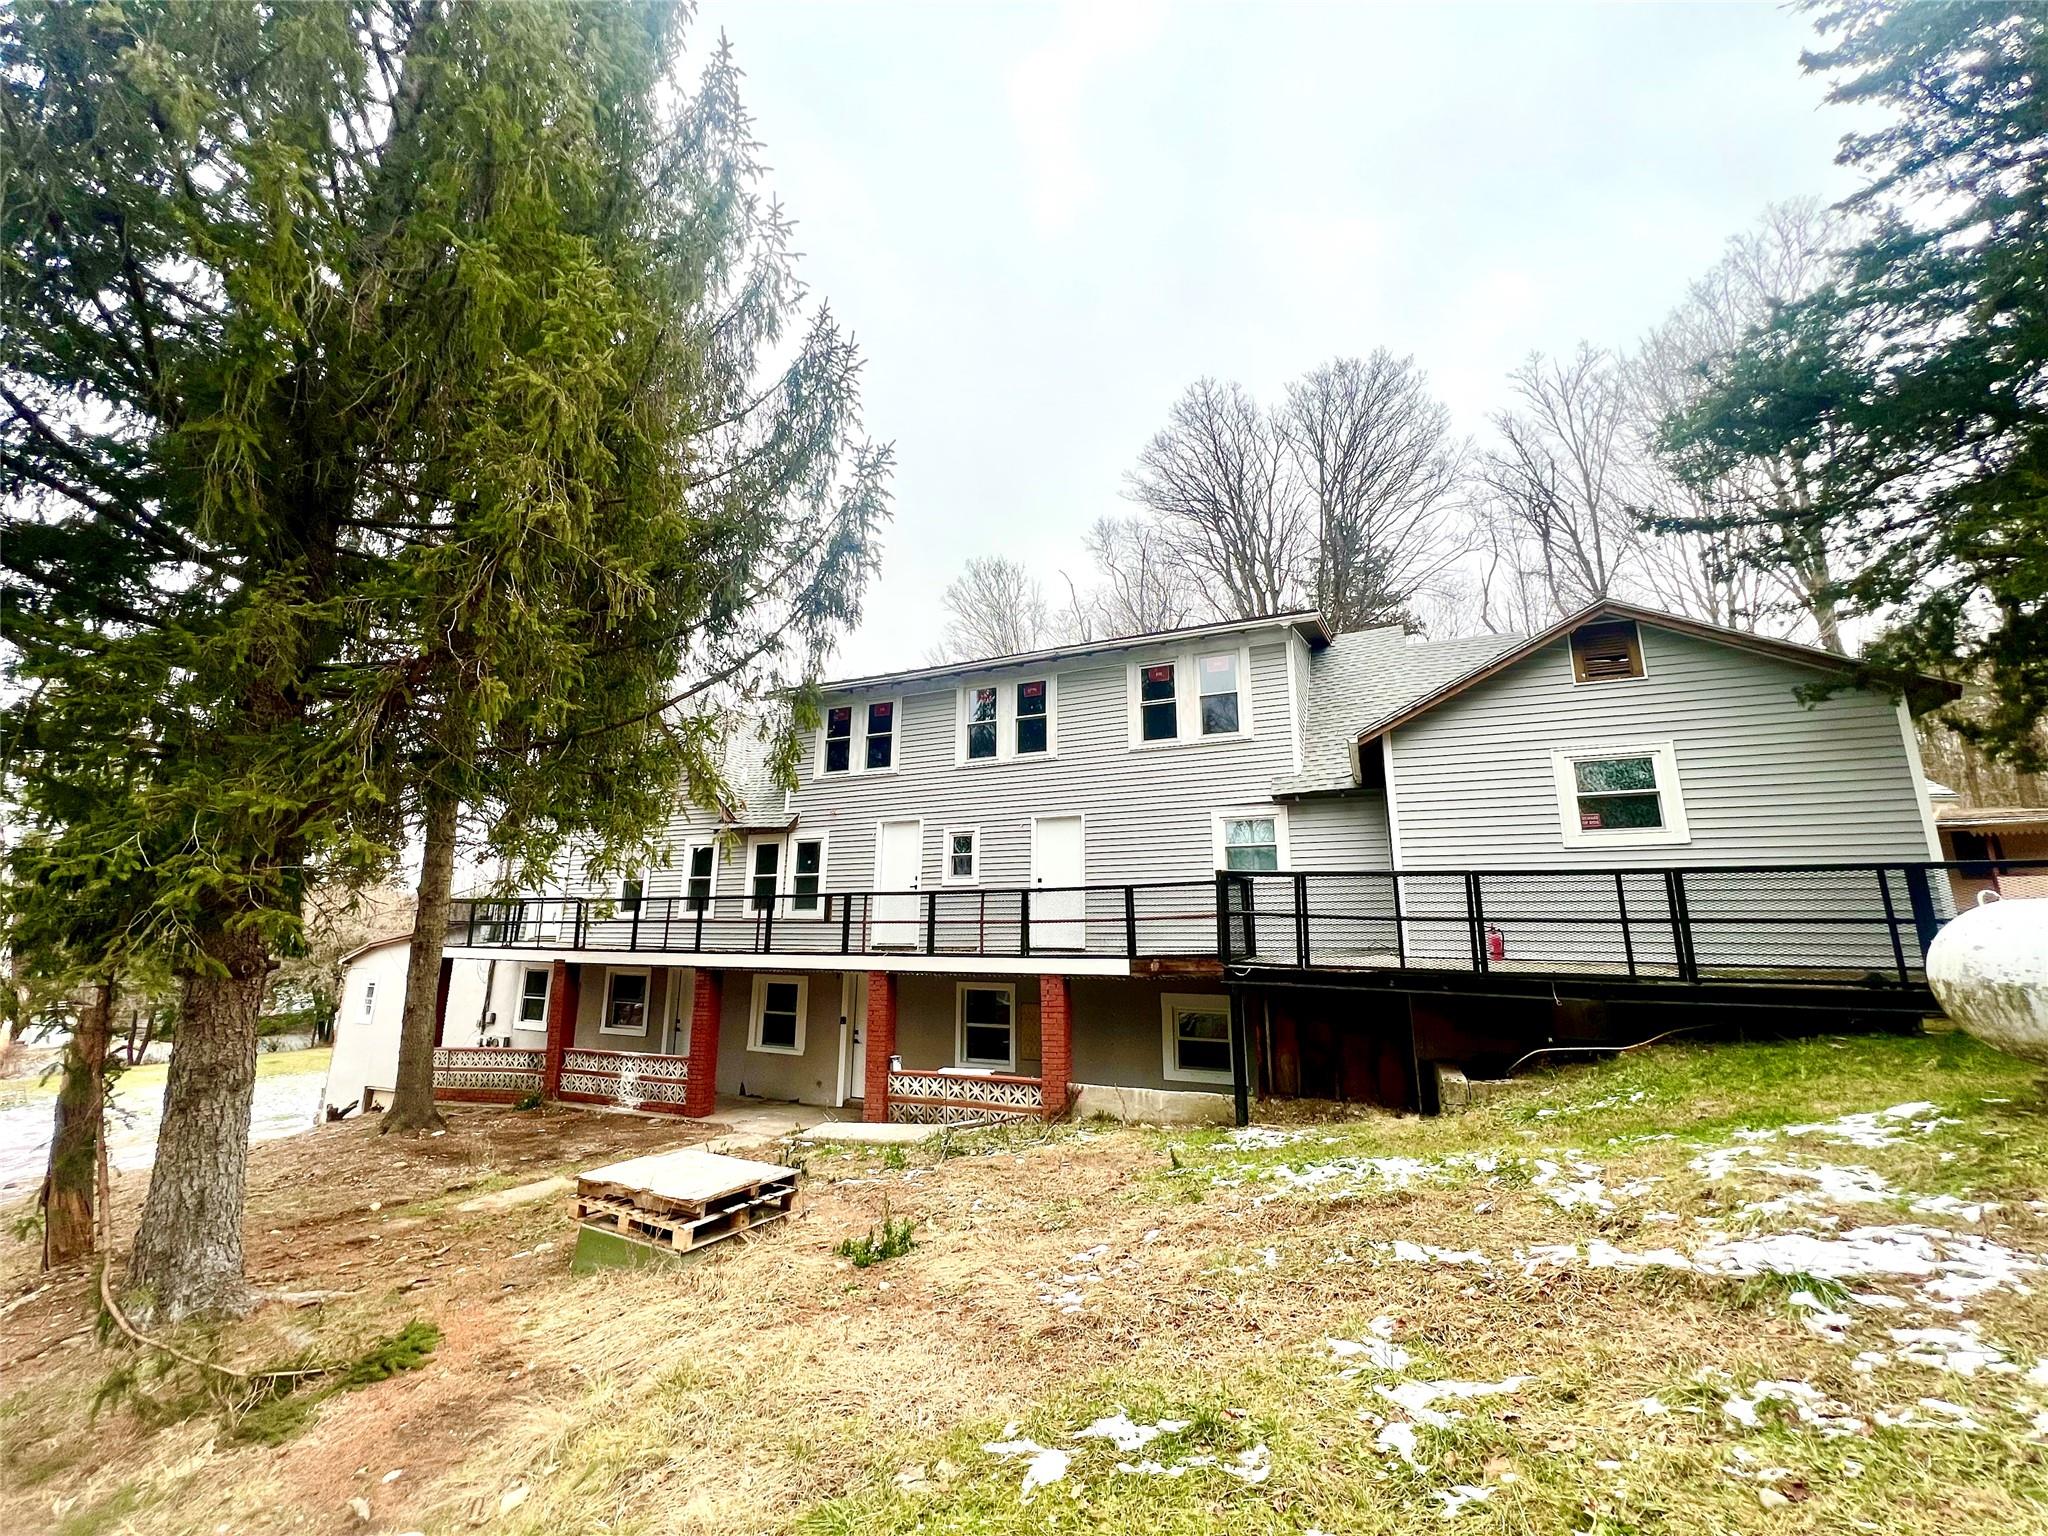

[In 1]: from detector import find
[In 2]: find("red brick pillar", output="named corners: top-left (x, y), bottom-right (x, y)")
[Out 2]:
top-left (1039, 974), bottom-right (1071, 1121)
top-left (683, 969), bottom-right (721, 1118)
top-left (542, 959), bottom-right (576, 1101)
top-left (863, 972), bottom-right (896, 1123)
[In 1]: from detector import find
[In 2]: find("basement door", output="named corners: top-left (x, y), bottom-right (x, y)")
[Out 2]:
top-left (1030, 814), bottom-right (1086, 951)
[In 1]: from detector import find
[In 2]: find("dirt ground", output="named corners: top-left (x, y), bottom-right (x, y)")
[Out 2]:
top-left (6, 1035), bottom-right (2048, 1536)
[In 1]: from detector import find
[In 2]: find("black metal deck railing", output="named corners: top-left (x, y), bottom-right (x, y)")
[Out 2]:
top-left (448, 881), bottom-right (1221, 962)
top-left (449, 860), bottom-right (2043, 988)
top-left (1218, 859), bottom-right (2048, 988)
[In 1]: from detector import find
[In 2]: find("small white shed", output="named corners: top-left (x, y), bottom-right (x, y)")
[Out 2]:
top-left (323, 935), bottom-right (413, 1117)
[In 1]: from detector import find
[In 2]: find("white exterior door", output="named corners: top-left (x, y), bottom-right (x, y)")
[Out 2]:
top-left (872, 819), bottom-right (923, 947)
top-left (1031, 815), bottom-right (1086, 951)
top-left (842, 973), bottom-right (867, 1103)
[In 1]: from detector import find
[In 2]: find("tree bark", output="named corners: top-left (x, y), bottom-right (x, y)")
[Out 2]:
top-left (127, 924), bottom-right (271, 1320)
top-left (383, 785), bottom-right (457, 1134)
top-left (41, 978), bottom-right (115, 1268)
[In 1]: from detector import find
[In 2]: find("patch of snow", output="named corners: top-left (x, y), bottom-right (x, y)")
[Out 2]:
top-left (1720, 1379), bottom-right (1865, 1437)
top-left (1329, 1335), bottom-right (1411, 1372)
top-left (1374, 1421), bottom-right (1421, 1467)
top-left (1375, 1377), bottom-right (1530, 1429)
top-left (1434, 1484), bottom-right (1494, 1517)
top-left (1886, 1324), bottom-right (2016, 1376)
top-left (981, 1439), bottom-right (1071, 1500)
top-left (1382, 1240), bottom-right (1491, 1267)
top-left (1073, 1411), bottom-right (1191, 1453)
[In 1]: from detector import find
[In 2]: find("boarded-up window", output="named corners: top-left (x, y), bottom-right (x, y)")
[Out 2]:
top-left (1570, 620), bottom-right (1644, 683)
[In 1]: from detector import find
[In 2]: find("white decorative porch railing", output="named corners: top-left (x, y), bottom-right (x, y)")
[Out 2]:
top-left (886, 1069), bottom-right (1044, 1125)
top-left (431, 1046), bottom-right (544, 1102)
top-left (558, 1047), bottom-right (693, 1114)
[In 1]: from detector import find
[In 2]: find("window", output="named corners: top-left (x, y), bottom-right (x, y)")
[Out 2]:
top-left (517, 967), bottom-right (550, 1028)
top-left (1196, 651), bottom-right (1240, 735)
top-left (790, 837), bottom-right (824, 913)
top-left (956, 983), bottom-right (1015, 1070)
top-left (865, 700), bottom-right (895, 769)
top-left (944, 827), bottom-right (979, 884)
top-left (823, 706), bottom-right (853, 774)
top-left (750, 840), bottom-right (780, 913)
top-left (360, 981), bottom-right (377, 1022)
top-left (619, 877), bottom-right (642, 915)
top-left (602, 970), bottom-right (649, 1036)
top-left (1016, 679), bottom-right (1049, 754)
top-left (749, 974), bottom-right (808, 1054)
top-left (1570, 619), bottom-right (1645, 683)
top-left (685, 843), bottom-right (716, 912)
top-left (965, 686), bottom-right (998, 761)
top-left (1214, 808), bottom-right (1288, 871)
top-left (1161, 993), bottom-right (1233, 1084)
top-left (1139, 661), bottom-right (1178, 741)
top-left (1551, 741), bottom-right (1691, 848)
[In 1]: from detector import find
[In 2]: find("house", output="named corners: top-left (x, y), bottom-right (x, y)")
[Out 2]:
top-left (322, 934), bottom-right (412, 1115)
top-left (342, 599), bottom-right (1987, 1127)
top-left (1934, 801), bottom-right (2048, 906)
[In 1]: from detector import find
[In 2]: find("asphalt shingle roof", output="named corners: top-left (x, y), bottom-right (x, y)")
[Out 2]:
top-left (1275, 626), bottom-right (1525, 796)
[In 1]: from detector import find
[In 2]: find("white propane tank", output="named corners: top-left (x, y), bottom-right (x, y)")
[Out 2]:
top-left (1926, 898), bottom-right (2048, 1064)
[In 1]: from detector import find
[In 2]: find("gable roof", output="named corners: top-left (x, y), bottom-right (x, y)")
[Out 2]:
top-left (339, 933), bottom-right (411, 967)
top-left (820, 610), bottom-right (1332, 695)
top-left (1274, 626), bottom-right (1526, 797)
top-left (1344, 600), bottom-right (1962, 757)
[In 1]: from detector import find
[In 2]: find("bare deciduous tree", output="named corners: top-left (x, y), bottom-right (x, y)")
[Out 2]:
top-left (1638, 198), bottom-right (1859, 651)
top-left (1124, 379), bottom-right (1308, 619)
top-left (932, 555), bottom-right (1052, 662)
top-left (1281, 353), bottom-right (1467, 633)
top-left (1075, 515), bottom-right (1201, 638)
top-left (1473, 346), bottom-right (1641, 619)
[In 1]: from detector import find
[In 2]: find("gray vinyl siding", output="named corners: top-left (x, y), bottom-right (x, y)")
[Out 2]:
top-left (1381, 626), bottom-right (1939, 971)
top-left (1289, 793), bottom-right (1393, 871)
top-left (790, 634), bottom-right (1302, 897)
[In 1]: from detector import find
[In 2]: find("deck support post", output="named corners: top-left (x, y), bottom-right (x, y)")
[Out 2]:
top-left (863, 972), bottom-right (896, 1123)
top-left (1039, 974), bottom-right (1071, 1121)
top-left (683, 969), bottom-right (721, 1117)
top-left (542, 959), bottom-right (577, 1102)
top-left (1227, 986), bottom-right (1250, 1128)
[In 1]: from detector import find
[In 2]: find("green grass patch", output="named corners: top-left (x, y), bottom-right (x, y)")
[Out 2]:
top-left (837, 1207), bottom-right (917, 1268)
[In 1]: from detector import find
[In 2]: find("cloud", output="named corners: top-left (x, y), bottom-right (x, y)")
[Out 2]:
top-left (1009, 0), bottom-right (1166, 232)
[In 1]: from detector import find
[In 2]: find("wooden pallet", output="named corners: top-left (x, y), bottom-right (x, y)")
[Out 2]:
top-left (573, 1149), bottom-right (801, 1257)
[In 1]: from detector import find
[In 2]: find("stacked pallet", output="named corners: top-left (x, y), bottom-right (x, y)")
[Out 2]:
top-left (571, 1148), bottom-right (801, 1270)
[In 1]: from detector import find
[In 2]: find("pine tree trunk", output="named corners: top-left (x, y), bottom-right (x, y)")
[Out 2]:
top-left (127, 924), bottom-right (270, 1321)
top-left (41, 979), bottom-right (114, 1268)
top-left (382, 786), bottom-right (456, 1134)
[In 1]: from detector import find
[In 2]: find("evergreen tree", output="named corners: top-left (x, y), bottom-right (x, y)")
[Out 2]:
top-left (1659, 0), bottom-right (2048, 766)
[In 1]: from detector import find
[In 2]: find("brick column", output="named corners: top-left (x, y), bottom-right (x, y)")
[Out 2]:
top-left (683, 969), bottom-right (721, 1118)
top-left (1039, 973), bottom-right (1071, 1122)
top-left (542, 959), bottom-right (576, 1101)
top-left (863, 972), bottom-right (896, 1123)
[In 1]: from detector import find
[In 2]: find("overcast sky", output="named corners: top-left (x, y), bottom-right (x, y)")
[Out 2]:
top-left (690, 1), bottom-right (1868, 677)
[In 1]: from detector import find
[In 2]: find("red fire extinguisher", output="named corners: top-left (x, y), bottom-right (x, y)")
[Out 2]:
top-left (1486, 924), bottom-right (1506, 961)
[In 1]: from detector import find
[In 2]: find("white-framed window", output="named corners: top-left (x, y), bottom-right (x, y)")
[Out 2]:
top-left (1160, 992), bottom-right (1233, 1084)
top-left (1550, 740), bottom-right (1692, 849)
top-left (1194, 650), bottom-right (1241, 736)
top-left (749, 838), bottom-right (780, 913)
top-left (817, 697), bottom-right (902, 777)
top-left (619, 876), bottom-right (643, 915)
top-left (684, 841), bottom-right (717, 912)
top-left (955, 678), bottom-right (1057, 765)
top-left (1129, 646), bottom-right (1253, 746)
top-left (1015, 677), bottom-right (1051, 755)
top-left (821, 705), bottom-right (854, 774)
top-left (943, 827), bottom-right (980, 884)
top-left (864, 699), bottom-right (896, 770)
top-left (956, 982), bottom-right (1016, 1070)
top-left (1211, 806), bottom-right (1290, 871)
top-left (1136, 659), bottom-right (1178, 742)
top-left (964, 685), bottom-right (999, 761)
top-left (601, 968), bottom-right (651, 1036)
top-left (789, 836), bottom-right (826, 914)
top-left (749, 974), bottom-right (808, 1054)
top-left (517, 967), bottom-right (551, 1028)
top-left (359, 981), bottom-right (377, 1022)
